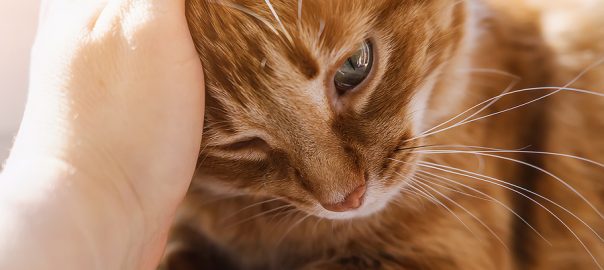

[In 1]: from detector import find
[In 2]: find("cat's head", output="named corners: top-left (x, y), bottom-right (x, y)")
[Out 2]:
top-left (186, 0), bottom-right (467, 219)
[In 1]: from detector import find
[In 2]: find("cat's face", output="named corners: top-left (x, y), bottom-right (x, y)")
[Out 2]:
top-left (186, 0), bottom-right (466, 219)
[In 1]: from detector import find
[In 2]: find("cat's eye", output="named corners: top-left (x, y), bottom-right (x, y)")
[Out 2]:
top-left (334, 40), bottom-right (374, 94)
top-left (212, 136), bottom-right (272, 161)
top-left (221, 137), bottom-right (271, 152)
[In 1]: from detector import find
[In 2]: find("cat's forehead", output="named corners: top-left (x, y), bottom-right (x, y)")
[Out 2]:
top-left (186, 0), bottom-right (458, 131)
top-left (188, 2), bottom-right (387, 99)
top-left (189, 0), bottom-right (449, 74)
top-left (196, 0), bottom-right (387, 55)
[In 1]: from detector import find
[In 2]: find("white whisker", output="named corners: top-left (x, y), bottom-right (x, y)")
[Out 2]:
top-left (226, 204), bottom-right (294, 228)
top-left (413, 160), bottom-right (603, 269)
top-left (210, 1), bottom-right (280, 36)
top-left (408, 84), bottom-right (604, 143)
top-left (221, 196), bottom-right (285, 222)
top-left (417, 174), bottom-right (491, 201)
top-left (318, 19), bottom-right (325, 39)
top-left (406, 179), bottom-right (481, 240)
top-left (416, 151), bottom-right (604, 220)
top-left (275, 213), bottom-right (311, 248)
top-left (269, 208), bottom-right (298, 224)
top-left (297, 0), bottom-right (303, 30)
top-left (263, 0), bottom-right (293, 43)
top-left (416, 146), bottom-right (604, 169)
top-left (394, 157), bottom-right (603, 242)
top-left (311, 216), bottom-right (323, 236)
top-left (414, 179), bottom-right (509, 250)
top-left (416, 170), bottom-right (551, 245)
top-left (414, 76), bottom-right (519, 139)
top-left (414, 161), bottom-right (604, 241)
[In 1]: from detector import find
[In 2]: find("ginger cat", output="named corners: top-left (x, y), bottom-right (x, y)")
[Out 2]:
top-left (161, 0), bottom-right (604, 269)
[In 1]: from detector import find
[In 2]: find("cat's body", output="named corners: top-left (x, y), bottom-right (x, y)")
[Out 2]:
top-left (162, 0), bottom-right (604, 269)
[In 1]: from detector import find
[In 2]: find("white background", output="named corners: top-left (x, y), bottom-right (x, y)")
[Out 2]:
top-left (0, 0), bottom-right (39, 162)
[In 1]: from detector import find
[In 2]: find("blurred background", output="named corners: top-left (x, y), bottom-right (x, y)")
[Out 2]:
top-left (0, 0), bottom-right (39, 162)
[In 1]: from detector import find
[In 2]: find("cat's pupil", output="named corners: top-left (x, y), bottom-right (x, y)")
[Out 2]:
top-left (334, 40), bottom-right (373, 94)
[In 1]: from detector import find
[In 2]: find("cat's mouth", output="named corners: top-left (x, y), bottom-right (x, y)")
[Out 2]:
top-left (285, 147), bottom-right (419, 220)
top-left (305, 176), bottom-right (411, 220)
top-left (300, 143), bottom-right (421, 220)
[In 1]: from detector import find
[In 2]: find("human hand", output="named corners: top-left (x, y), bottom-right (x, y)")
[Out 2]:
top-left (1, 0), bottom-right (204, 269)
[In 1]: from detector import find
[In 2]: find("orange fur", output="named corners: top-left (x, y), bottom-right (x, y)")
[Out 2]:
top-left (161, 0), bottom-right (604, 269)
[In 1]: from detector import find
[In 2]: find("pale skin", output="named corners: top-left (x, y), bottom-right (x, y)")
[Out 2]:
top-left (0, 0), bottom-right (204, 269)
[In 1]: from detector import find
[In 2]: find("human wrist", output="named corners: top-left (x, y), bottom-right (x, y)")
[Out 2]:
top-left (0, 155), bottom-right (150, 269)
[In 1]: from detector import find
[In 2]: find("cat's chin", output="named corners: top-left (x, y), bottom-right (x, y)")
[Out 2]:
top-left (310, 201), bottom-right (387, 220)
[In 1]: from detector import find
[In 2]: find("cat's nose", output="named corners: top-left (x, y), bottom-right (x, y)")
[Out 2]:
top-left (322, 184), bottom-right (367, 212)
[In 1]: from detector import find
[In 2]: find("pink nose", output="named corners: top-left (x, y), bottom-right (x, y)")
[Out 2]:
top-left (322, 184), bottom-right (367, 212)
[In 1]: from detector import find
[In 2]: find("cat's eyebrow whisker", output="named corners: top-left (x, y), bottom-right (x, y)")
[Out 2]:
top-left (413, 178), bottom-right (509, 251)
top-left (318, 19), bottom-right (326, 39)
top-left (297, 0), bottom-right (303, 30)
top-left (412, 161), bottom-right (604, 269)
top-left (416, 151), bottom-right (604, 221)
top-left (209, 0), bottom-right (280, 36)
top-left (415, 170), bottom-right (551, 245)
top-left (263, 0), bottom-right (294, 44)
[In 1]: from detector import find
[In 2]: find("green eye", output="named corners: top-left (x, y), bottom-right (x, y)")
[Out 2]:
top-left (334, 40), bottom-right (374, 94)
